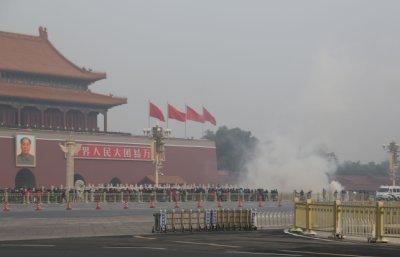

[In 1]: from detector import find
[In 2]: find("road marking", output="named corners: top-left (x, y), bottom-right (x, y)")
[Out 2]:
top-left (134, 235), bottom-right (157, 240)
top-left (226, 250), bottom-right (302, 256)
top-left (281, 250), bottom-right (378, 257)
top-left (0, 244), bottom-right (55, 247)
top-left (173, 240), bottom-right (240, 248)
top-left (103, 246), bottom-right (166, 250)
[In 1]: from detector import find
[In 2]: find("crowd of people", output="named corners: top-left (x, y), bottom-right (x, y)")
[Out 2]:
top-left (293, 188), bottom-right (375, 202)
top-left (0, 185), bottom-right (282, 203)
top-left (0, 185), bottom-right (377, 203)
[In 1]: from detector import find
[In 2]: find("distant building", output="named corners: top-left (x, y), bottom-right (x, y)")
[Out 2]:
top-left (0, 27), bottom-right (218, 188)
top-left (333, 175), bottom-right (392, 192)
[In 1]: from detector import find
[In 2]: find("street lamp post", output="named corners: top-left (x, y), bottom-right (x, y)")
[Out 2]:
top-left (144, 125), bottom-right (171, 188)
top-left (59, 137), bottom-right (82, 190)
top-left (382, 141), bottom-right (399, 186)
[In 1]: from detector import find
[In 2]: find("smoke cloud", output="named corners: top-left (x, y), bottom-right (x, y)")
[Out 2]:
top-left (242, 134), bottom-right (341, 193)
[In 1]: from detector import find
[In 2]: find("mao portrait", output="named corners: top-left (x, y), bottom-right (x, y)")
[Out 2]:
top-left (16, 135), bottom-right (36, 167)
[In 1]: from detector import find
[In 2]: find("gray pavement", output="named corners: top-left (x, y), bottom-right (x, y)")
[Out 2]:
top-left (309, 230), bottom-right (400, 245)
top-left (0, 203), bottom-right (153, 241)
top-left (0, 201), bottom-right (288, 241)
top-left (3, 230), bottom-right (400, 257)
top-left (0, 215), bottom-right (152, 241)
top-left (2, 201), bottom-right (399, 245)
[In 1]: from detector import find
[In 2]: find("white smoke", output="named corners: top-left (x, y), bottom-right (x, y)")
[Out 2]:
top-left (328, 180), bottom-right (343, 193)
top-left (242, 135), bottom-right (340, 193)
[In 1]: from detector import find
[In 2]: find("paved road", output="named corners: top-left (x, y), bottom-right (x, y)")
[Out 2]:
top-left (0, 229), bottom-right (399, 257)
top-left (1, 201), bottom-right (399, 256)
top-left (0, 201), bottom-right (291, 241)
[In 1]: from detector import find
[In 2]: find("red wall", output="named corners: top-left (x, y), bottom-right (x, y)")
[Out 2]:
top-left (164, 146), bottom-right (218, 183)
top-left (0, 137), bottom-right (16, 187)
top-left (0, 132), bottom-right (217, 188)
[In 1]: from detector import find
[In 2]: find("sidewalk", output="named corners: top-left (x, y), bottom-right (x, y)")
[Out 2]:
top-left (0, 215), bottom-right (153, 241)
top-left (306, 231), bottom-right (400, 245)
top-left (0, 203), bottom-right (155, 241)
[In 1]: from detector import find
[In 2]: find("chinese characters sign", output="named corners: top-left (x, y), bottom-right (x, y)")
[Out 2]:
top-left (74, 144), bottom-right (152, 161)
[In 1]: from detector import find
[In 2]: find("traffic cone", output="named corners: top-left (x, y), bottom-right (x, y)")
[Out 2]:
top-left (258, 196), bottom-right (263, 208)
top-left (3, 201), bottom-right (10, 212)
top-left (96, 201), bottom-right (101, 210)
top-left (35, 201), bottom-right (43, 211)
top-left (218, 199), bottom-right (223, 208)
top-left (66, 200), bottom-right (72, 210)
top-left (149, 199), bottom-right (156, 208)
top-left (123, 201), bottom-right (129, 209)
top-left (197, 199), bottom-right (203, 208)
top-left (174, 199), bottom-right (180, 208)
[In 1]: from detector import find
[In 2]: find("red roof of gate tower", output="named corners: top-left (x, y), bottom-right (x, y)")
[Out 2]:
top-left (0, 27), bottom-right (126, 108)
top-left (0, 27), bottom-right (106, 81)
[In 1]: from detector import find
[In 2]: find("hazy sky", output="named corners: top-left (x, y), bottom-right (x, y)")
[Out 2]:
top-left (1, 0), bottom-right (400, 164)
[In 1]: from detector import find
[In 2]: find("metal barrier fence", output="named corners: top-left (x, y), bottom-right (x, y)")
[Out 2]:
top-left (153, 209), bottom-right (258, 233)
top-left (0, 191), bottom-right (290, 204)
top-left (292, 198), bottom-right (400, 242)
top-left (0, 190), bottom-right (381, 204)
top-left (153, 209), bottom-right (293, 233)
top-left (256, 211), bottom-right (293, 229)
top-left (2, 190), bottom-right (373, 205)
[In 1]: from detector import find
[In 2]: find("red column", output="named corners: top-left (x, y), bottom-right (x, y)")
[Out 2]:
top-left (1, 108), bottom-right (4, 125)
top-left (63, 110), bottom-right (67, 129)
top-left (17, 106), bottom-right (21, 126)
top-left (26, 109), bottom-right (30, 127)
top-left (41, 108), bottom-right (45, 128)
top-left (84, 111), bottom-right (88, 131)
top-left (103, 111), bottom-right (107, 132)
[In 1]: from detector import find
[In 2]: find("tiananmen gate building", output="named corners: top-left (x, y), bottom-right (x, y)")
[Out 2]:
top-left (0, 27), bottom-right (218, 189)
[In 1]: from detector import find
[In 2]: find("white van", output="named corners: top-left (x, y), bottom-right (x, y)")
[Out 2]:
top-left (375, 185), bottom-right (400, 201)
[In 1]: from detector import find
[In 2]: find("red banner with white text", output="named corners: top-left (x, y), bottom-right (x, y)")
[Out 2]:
top-left (74, 144), bottom-right (152, 161)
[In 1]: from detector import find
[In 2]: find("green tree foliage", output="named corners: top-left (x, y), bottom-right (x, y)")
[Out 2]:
top-left (203, 126), bottom-right (258, 173)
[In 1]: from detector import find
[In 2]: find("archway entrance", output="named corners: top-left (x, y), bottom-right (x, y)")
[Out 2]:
top-left (74, 174), bottom-right (85, 184)
top-left (15, 169), bottom-right (36, 188)
top-left (110, 177), bottom-right (121, 187)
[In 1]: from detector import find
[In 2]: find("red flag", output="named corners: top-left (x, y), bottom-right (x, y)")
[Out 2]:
top-left (203, 107), bottom-right (216, 126)
top-left (168, 104), bottom-right (186, 122)
top-left (186, 105), bottom-right (204, 123)
top-left (149, 102), bottom-right (165, 122)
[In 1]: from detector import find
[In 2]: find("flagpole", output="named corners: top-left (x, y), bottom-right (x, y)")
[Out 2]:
top-left (166, 101), bottom-right (169, 129)
top-left (185, 104), bottom-right (187, 138)
top-left (148, 100), bottom-right (150, 128)
top-left (201, 105), bottom-right (204, 137)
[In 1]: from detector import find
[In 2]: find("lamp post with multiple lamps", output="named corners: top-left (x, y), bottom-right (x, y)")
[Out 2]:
top-left (382, 141), bottom-right (399, 186)
top-left (143, 125), bottom-right (171, 188)
top-left (59, 136), bottom-right (82, 190)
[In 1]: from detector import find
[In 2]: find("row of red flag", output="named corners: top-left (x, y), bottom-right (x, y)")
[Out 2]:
top-left (149, 102), bottom-right (216, 126)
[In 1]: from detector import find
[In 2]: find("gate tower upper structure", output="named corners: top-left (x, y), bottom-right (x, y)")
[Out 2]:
top-left (0, 27), bottom-right (127, 132)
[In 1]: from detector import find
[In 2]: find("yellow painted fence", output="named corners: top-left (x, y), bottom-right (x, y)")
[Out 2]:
top-left (292, 198), bottom-right (400, 242)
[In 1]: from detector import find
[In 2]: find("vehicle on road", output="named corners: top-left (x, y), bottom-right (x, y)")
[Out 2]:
top-left (375, 185), bottom-right (400, 201)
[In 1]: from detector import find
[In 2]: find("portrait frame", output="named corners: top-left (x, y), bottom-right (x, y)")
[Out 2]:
top-left (15, 134), bottom-right (36, 167)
